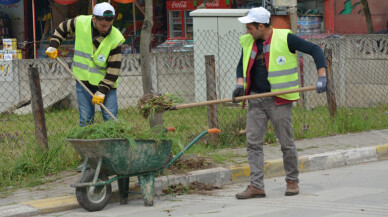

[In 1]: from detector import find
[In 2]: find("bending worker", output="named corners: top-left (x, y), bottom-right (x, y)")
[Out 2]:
top-left (232, 7), bottom-right (327, 199)
top-left (46, 2), bottom-right (124, 127)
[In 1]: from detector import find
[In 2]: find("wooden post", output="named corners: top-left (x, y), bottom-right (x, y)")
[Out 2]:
top-left (28, 67), bottom-right (49, 152)
top-left (325, 48), bottom-right (337, 118)
top-left (205, 55), bottom-right (219, 145)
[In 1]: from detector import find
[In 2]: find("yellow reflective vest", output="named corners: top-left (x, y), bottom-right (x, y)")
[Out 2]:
top-left (73, 15), bottom-right (125, 87)
top-left (240, 29), bottom-right (299, 100)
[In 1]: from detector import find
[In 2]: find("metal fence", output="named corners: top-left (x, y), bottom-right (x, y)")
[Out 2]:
top-left (1, 32), bottom-right (388, 160)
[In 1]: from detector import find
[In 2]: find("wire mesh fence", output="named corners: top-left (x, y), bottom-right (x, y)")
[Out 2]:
top-left (1, 32), bottom-right (388, 164)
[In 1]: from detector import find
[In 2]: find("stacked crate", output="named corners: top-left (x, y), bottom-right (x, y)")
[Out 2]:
top-left (297, 15), bottom-right (322, 36)
top-left (1, 38), bottom-right (22, 60)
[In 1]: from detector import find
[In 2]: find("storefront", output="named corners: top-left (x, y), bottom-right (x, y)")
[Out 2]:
top-left (0, 0), bottom-right (26, 58)
top-left (0, 0), bottom-right (167, 58)
top-left (0, 0), bottom-right (82, 59)
top-left (0, 0), bottom-right (386, 59)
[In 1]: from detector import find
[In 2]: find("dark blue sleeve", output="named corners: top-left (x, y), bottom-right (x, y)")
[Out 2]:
top-left (287, 33), bottom-right (327, 70)
top-left (236, 49), bottom-right (244, 78)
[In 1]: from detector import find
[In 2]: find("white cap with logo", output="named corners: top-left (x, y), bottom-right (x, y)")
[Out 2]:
top-left (238, 7), bottom-right (270, 24)
top-left (93, 2), bottom-right (115, 17)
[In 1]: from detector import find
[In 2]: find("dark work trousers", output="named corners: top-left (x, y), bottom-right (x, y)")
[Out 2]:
top-left (246, 94), bottom-right (299, 190)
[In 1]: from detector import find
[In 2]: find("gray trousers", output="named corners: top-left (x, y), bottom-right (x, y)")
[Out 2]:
top-left (246, 95), bottom-right (299, 190)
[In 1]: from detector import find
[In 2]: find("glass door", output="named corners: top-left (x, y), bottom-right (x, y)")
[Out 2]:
top-left (169, 10), bottom-right (183, 38)
top-left (184, 10), bottom-right (193, 39)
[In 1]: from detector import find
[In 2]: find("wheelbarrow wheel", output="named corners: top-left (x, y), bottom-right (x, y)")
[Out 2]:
top-left (76, 170), bottom-right (112, 212)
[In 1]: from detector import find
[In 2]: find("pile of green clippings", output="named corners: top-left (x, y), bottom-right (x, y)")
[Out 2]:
top-left (137, 93), bottom-right (181, 119)
top-left (66, 120), bottom-right (181, 150)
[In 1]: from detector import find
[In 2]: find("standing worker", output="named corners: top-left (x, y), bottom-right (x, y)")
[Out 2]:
top-left (46, 2), bottom-right (125, 127)
top-left (232, 7), bottom-right (327, 199)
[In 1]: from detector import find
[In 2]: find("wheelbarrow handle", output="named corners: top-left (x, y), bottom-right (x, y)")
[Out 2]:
top-left (163, 129), bottom-right (221, 170)
top-left (165, 127), bottom-right (176, 132)
top-left (208, 128), bottom-right (221, 134)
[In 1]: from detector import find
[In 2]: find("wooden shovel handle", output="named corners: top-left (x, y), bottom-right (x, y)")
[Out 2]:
top-left (171, 86), bottom-right (316, 110)
top-left (56, 58), bottom-right (117, 121)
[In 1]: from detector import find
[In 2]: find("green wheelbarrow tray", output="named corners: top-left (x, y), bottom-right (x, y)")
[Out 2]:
top-left (66, 138), bottom-right (172, 176)
top-left (66, 129), bottom-right (221, 212)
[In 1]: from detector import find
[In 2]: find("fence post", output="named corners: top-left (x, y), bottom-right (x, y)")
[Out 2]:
top-left (205, 55), bottom-right (219, 145)
top-left (325, 48), bottom-right (337, 118)
top-left (28, 67), bottom-right (49, 152)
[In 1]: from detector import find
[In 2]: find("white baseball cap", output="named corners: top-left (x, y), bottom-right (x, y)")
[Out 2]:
top-left (238, 7), bottom-right (271, 24)
top-left (93, 2), bottom-right (115, 17)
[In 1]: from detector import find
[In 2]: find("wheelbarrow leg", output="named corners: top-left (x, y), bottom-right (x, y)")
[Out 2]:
top-left (80, 157), bottom-right (89, 178)
top-left (117, 177), bottom-right (129, 205)
top-left (138, 173), bottom-right (155, 206)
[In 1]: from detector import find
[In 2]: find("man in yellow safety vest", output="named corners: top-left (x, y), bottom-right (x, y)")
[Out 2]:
top-left (233, 7), bottom-right (327, 199)
top-left (46, 2), bottom-right (125, 127)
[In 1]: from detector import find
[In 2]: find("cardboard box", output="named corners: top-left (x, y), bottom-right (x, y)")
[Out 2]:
top-left (3, 38), bottom-right (17, 50)
top-left (7, 50), bottom-right (22, 59)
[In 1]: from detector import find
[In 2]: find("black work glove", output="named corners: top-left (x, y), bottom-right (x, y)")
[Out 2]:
top-left (232, 84), bottom-right (244, 103)
top-left (316, 76), bottom-right (327, 93)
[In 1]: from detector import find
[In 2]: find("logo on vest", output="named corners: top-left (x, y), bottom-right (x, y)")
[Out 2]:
top-left (276, 56), bottom-right (286, 65)
top-left (97, 54), bottom-right (106, 63)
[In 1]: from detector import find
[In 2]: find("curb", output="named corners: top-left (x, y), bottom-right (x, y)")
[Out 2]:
top-left (2, 144), bottom-right (388, 217)
top-left (229, 144), bottom-right (388, 183)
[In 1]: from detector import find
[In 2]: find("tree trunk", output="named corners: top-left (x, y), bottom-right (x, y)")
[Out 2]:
top-left (140, 0), bottom-right (154, 95)
top-left (361, 0), bottom-right (374, 33)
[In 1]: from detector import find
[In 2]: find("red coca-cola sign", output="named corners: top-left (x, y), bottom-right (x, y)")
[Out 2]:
top-left (205, 0), bottom-right (221, 8)
top-left (203, 0), bottom-right (229, 8)
top-left (166, 0), bottom-right (230, 10)
top-left (168, 1), bottom-right (190, 9)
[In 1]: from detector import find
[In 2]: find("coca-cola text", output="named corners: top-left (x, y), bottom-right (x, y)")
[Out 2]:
top-left (170, 1), bottom-right (188, 9)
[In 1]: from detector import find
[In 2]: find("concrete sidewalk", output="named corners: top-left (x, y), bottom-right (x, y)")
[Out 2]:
top-left (1, 129), bottom-right (388, 217)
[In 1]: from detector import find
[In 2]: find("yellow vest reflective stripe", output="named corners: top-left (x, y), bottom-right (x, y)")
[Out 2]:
top-left (73, 15), bottom-right (125, 87)
top-left (267, 29), bottom-right (299, 100)
top-left (240, 29), bottom-right (299, 100)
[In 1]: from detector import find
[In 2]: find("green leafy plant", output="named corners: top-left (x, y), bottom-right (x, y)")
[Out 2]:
top-left (66, 120), bottom-right (184, 151)
top-left (137, 93), bottom-right (183, 119)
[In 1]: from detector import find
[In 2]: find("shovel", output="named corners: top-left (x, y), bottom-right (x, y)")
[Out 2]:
top-left (56, 57), bottom-right (117, 121)
top-left (145, 86), bottom-right (316, 127)
top-left (169, 86), bottom-right (316, 110)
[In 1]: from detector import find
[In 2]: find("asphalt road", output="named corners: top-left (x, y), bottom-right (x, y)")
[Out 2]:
top-left (42, 161), bottom-right (388, 217)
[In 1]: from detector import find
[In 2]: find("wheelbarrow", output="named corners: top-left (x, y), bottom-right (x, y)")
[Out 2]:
top-left (66, 128), bottom-right (221, 212)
